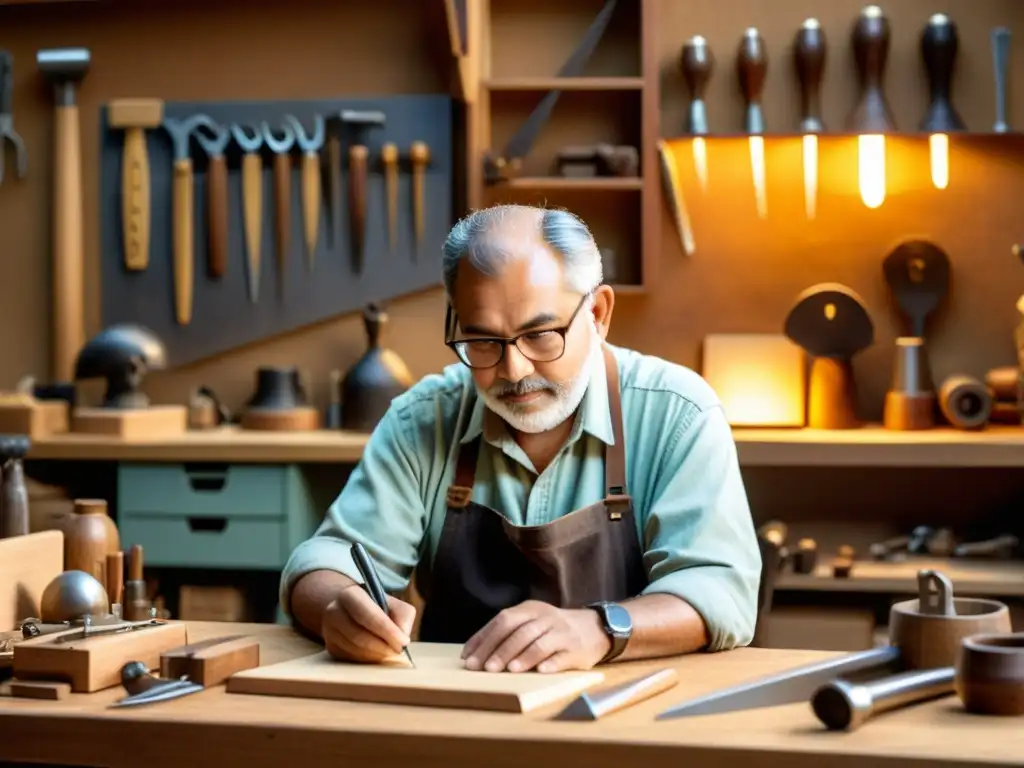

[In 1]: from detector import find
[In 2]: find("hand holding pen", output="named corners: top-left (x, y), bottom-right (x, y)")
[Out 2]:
top-left (320, 541), bottom-right (418, 665)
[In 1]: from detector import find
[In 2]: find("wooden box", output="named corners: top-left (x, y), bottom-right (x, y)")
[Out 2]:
top-left (0, 398), bottom-right (69, 439)
top-left (13, 620), bottom-right (188, 692)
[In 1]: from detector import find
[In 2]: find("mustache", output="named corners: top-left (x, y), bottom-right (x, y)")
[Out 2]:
top-left (488, 377), bottom-right (559, 398)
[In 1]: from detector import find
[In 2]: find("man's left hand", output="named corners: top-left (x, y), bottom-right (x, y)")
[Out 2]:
top-left (461, 600), bottom-right (611, 673)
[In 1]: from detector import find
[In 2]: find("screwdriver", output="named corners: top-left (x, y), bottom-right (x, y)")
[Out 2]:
top-left (351, 541), bottom-right (416, 668)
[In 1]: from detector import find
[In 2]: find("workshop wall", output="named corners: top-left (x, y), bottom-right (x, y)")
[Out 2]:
top-left (1, 0), bottom-right (1023, 429)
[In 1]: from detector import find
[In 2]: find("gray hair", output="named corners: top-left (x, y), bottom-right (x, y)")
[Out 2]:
top-left (441, 204), bottom-right (603, 297)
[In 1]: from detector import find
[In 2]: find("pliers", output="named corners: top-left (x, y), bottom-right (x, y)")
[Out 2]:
top-left (0, 51), bottom-right (26, 185)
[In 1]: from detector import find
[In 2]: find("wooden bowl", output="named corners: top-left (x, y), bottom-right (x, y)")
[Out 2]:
top-left (956, 633), bottom-right (1024, 716)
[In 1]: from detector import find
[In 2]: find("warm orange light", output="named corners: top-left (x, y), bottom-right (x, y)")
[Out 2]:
top-left (692, 137), bottom-right (708, 192)
top-left (749, 136), bottom-right (767, 219)
top-left (802, 134), bottom-right (818, 220)
top-left (702, 334), bottom-right (807, 427)
top-left (857, 134), bottom-right (886, 209)
top-left (929, 133), bottom-right (949, 190)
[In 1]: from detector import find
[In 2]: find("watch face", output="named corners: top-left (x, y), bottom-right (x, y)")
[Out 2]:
top-left (604, 603), bottom-right (632, 634)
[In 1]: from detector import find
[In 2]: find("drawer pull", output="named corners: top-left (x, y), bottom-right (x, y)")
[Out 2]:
top-left (186, 474), bottom-right (228, 492)
top-left (187, 517), bottom-right (228, 533)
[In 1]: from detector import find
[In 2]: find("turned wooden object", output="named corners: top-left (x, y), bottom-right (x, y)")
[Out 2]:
top-left (889, 570), bottom-right (1011, 670)
top-left (956, 632), bottom-right (1024, 716)
top-left (784, 283), bottom-right (874, 429)
top-left (883, 337), bottom-right (935, 431)
top-left (123, 543), bottom-right (151, 622)
top-left (939, 375), bottom-right (993, 429)
top-left (64, 499), bottom-right (119, 589)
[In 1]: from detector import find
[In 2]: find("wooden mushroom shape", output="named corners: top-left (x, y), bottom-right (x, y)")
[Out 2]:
top-left (783, 283), bottom-right (873, 429)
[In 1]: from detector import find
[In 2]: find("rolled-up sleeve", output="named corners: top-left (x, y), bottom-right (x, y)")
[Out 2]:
top-left (278, 406), bottom-right (427, 615)
top-left (640, 404), bottom-right (760, 651)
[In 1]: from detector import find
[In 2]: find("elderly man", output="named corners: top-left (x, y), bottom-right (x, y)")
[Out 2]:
top-left (281, 204), bottom-right (760, 674)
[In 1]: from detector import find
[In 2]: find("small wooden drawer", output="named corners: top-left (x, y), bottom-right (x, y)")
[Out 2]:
top-left (119, 513), bottom-right (291, 570)
top-left (118, 463), bottom-right (290, 519)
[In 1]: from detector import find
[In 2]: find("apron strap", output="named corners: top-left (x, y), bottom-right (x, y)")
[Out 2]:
top-left (446, 435), bottom-right (479, 509)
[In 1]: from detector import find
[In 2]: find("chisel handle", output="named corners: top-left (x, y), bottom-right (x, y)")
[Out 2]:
top-left (273, 152), bottom-right (291, 277)
top-left (172, 158), bottom-right (194, 325)
top-left (121, 126), bottom-right (151, 271)
top-left (206, 153), bottom-right (228, 279)
top-left (300, 151), bottom-right (320, 266)
top-left (241, 152), bottom-right (262, 302)
top-left (348, 144), bottom-right (368, 272)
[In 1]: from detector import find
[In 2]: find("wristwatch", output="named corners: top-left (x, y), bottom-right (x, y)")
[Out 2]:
top-left (586, 601), bottom-right (632, 663)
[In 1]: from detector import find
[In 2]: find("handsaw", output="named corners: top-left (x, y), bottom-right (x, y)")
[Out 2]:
top-left (655, 644), bottom-right (901, 720)
top-left (483, 0), bottom-right (619, 184)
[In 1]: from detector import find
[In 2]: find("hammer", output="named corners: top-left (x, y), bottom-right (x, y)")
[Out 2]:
top-left (107, 99), bottom-right (164, 272)
top-left (338, 110), bottom-right (385, 274)
top-left (37, 47), bottom-right (90, 384)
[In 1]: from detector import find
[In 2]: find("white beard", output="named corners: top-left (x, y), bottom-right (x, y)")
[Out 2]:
top-left (479, 325), bottom-right (601, 434)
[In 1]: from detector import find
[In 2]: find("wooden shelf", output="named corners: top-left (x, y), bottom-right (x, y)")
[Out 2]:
top-left (663, 132), bottom-right (1024, 142)
top-left (486, 77), bottom-right (645, 91)
top-left (733, 425), bottom-right (1024, 468)
top-left (777, 557), bottom-right (1024, 597)
top-left (502, 177), bottom-right (642, 191)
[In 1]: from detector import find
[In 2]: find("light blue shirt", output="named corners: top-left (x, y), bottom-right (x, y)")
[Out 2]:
top-left (280, 343), bottom-right (761, 650)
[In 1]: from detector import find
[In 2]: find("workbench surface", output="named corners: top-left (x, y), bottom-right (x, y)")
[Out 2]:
top-left (0, 622), bottom-right (1018, 768)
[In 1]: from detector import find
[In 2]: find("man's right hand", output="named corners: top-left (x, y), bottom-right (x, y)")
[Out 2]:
top-left (322, 584), bottom-right (417, 663)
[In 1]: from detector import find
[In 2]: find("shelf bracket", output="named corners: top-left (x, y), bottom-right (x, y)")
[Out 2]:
top-left (483, 0), bottom-right (619, 186)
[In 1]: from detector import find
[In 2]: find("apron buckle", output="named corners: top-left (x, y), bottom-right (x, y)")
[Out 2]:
top-left (446, 484), bottom-right (473, 509)
top-left (604, 493), bottom-right (631, 521)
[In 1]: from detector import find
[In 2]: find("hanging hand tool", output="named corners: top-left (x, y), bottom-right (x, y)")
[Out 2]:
top-left (380, 142), bottom-right (399, 254)
top-left (231, 124), bottom-right (265, 302)
top-left (410, 141), bottom-right (430, 259)
top-left (262, 121), bottom-right (296, 294)
top-left (656, 140), bottom-right (695, 256)
top-left (655, 645), bottom-right (901, 720)
top-left (794, 20), bottom-right (826, 221)
top-left (284, 114), bottom-right (325, 270)
top-left (991, 27), bottom-right (1011, 133)
top-left (37, 47), bottom-right (90, 383)
top-left (161, 113), bottom-right (217, 326)
top-left (483, 0), bottom-right (619, 183)
top-left (107, 99), bottom-right (164, 271)
top-left (0, 51), bottom-right (27, 186)
top-left (193, 122), bottom-right (231, 279)
top-left (338, 110), bottom-right (385, 274)
top-left (737, 28), bottom-right (768, 220)
top-left (680, 37), bottom-right (713, 193)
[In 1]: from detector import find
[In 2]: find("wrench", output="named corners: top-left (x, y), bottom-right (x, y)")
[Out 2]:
top-left (284, 114), bottom-right (325, 269)
top-left (162, 114), bottom-right (217, 325)
top-left (0, 51), bottom-right (27, 185)
top-left (261, 121), bottom-right (296, 291)
top-left (230, 125), bottom-right (265, 303)
top-left (193, 123), bottom-right (231, 279)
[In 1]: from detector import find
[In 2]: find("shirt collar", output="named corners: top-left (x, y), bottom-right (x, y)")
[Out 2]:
top-left (460, 346), bottom-right (616, 447)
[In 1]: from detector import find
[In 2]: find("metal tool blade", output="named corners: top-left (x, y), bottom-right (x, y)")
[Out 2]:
top-left (0, 51), bottom-right (13, 117)
top-left (655, 645), bottom-right (902, 720)
top-left (500, 0), bottom-right (618, 162)
top-left (110, 678), bottom-right (204, 708)
top-left (51, 619), bottom-right (163, 644)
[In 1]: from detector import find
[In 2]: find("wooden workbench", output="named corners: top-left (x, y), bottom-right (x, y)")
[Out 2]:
top-left (0, 622), bottom-right (1019, 768)
top-left (23, 424), bottom-right (1024, 467)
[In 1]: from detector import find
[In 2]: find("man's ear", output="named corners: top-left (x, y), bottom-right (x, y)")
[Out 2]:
top-left (591, 284), bottom-right (615, 339)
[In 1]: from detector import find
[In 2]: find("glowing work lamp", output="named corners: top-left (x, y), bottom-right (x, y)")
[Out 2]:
top-left (919, 14), bottom-right (965, 191)
top-left (847, 5), bottom-right (895, 210)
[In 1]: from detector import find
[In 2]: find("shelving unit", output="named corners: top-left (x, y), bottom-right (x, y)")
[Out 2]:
top-left (467, 0), bottom-right (659, 292)
top-left (734, 425), bottom-right (1024, 468)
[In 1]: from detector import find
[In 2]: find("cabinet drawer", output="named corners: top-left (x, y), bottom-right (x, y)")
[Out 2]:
top-left (120, 513), bottom-right (288, 570)
top-left (118, 464), bottom-right (288, 519)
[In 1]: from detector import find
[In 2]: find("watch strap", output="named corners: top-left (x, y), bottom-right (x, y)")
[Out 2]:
top-left (588, 601), bottom-right (631, 663)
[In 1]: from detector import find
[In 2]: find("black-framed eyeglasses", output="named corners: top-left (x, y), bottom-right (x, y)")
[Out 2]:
top-left (444, 292), bottom-right (592, 370)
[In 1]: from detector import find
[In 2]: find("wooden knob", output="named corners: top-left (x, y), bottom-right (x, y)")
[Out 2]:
top-left (794, 18), bottom-right (827, 132)
top-left (920, 14), bottom-right (965, 131)
top-left (410, 141), bottom-right (430, 167)
top-left (681, 36), bottom-right (714, 98)
top-left (852, 5), bottom-right (890, 85)
top-left (380, 142), bottom-right (398, 166)
top-left (737, 27), bottom-right (768, 103)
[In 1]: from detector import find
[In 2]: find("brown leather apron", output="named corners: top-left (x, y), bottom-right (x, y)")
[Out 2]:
top-left (417, 346), bottom-right (649, 644)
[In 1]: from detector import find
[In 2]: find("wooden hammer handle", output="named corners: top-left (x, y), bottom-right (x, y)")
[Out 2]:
top-left (206, 154), bottom-right (228, 279)
top-left (52, 104), bottom-right (85, 382)
top-left (172, 159), bottom-right (194, 325)
top-left (300, 151), bottom-right (320, 265)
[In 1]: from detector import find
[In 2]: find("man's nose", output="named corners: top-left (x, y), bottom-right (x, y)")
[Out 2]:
top-left (499, 343), bottom-right (535, 382)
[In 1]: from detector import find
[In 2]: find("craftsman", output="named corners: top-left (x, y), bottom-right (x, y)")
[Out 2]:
top-left (282, 204), bottom-right (760, 673)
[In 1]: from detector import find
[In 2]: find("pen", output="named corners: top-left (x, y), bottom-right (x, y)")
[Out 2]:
top-left (351, 541), bottom-right (416, 668)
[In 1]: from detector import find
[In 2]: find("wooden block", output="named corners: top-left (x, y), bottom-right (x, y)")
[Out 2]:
top-left (0, 530), bottom-right (64, 632)
top-left (71, 405), bottom-right (187, 439)
top-left (227, 642), bottom-right (604, 713)
top-left (0, 398), bottom-right (69, 439)
top-left (13, 620), bottom-right (188, 692)
top-left (10, 680), bottom-right (71, 700)
top-left (161, 635), bottom-right (260, 686)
